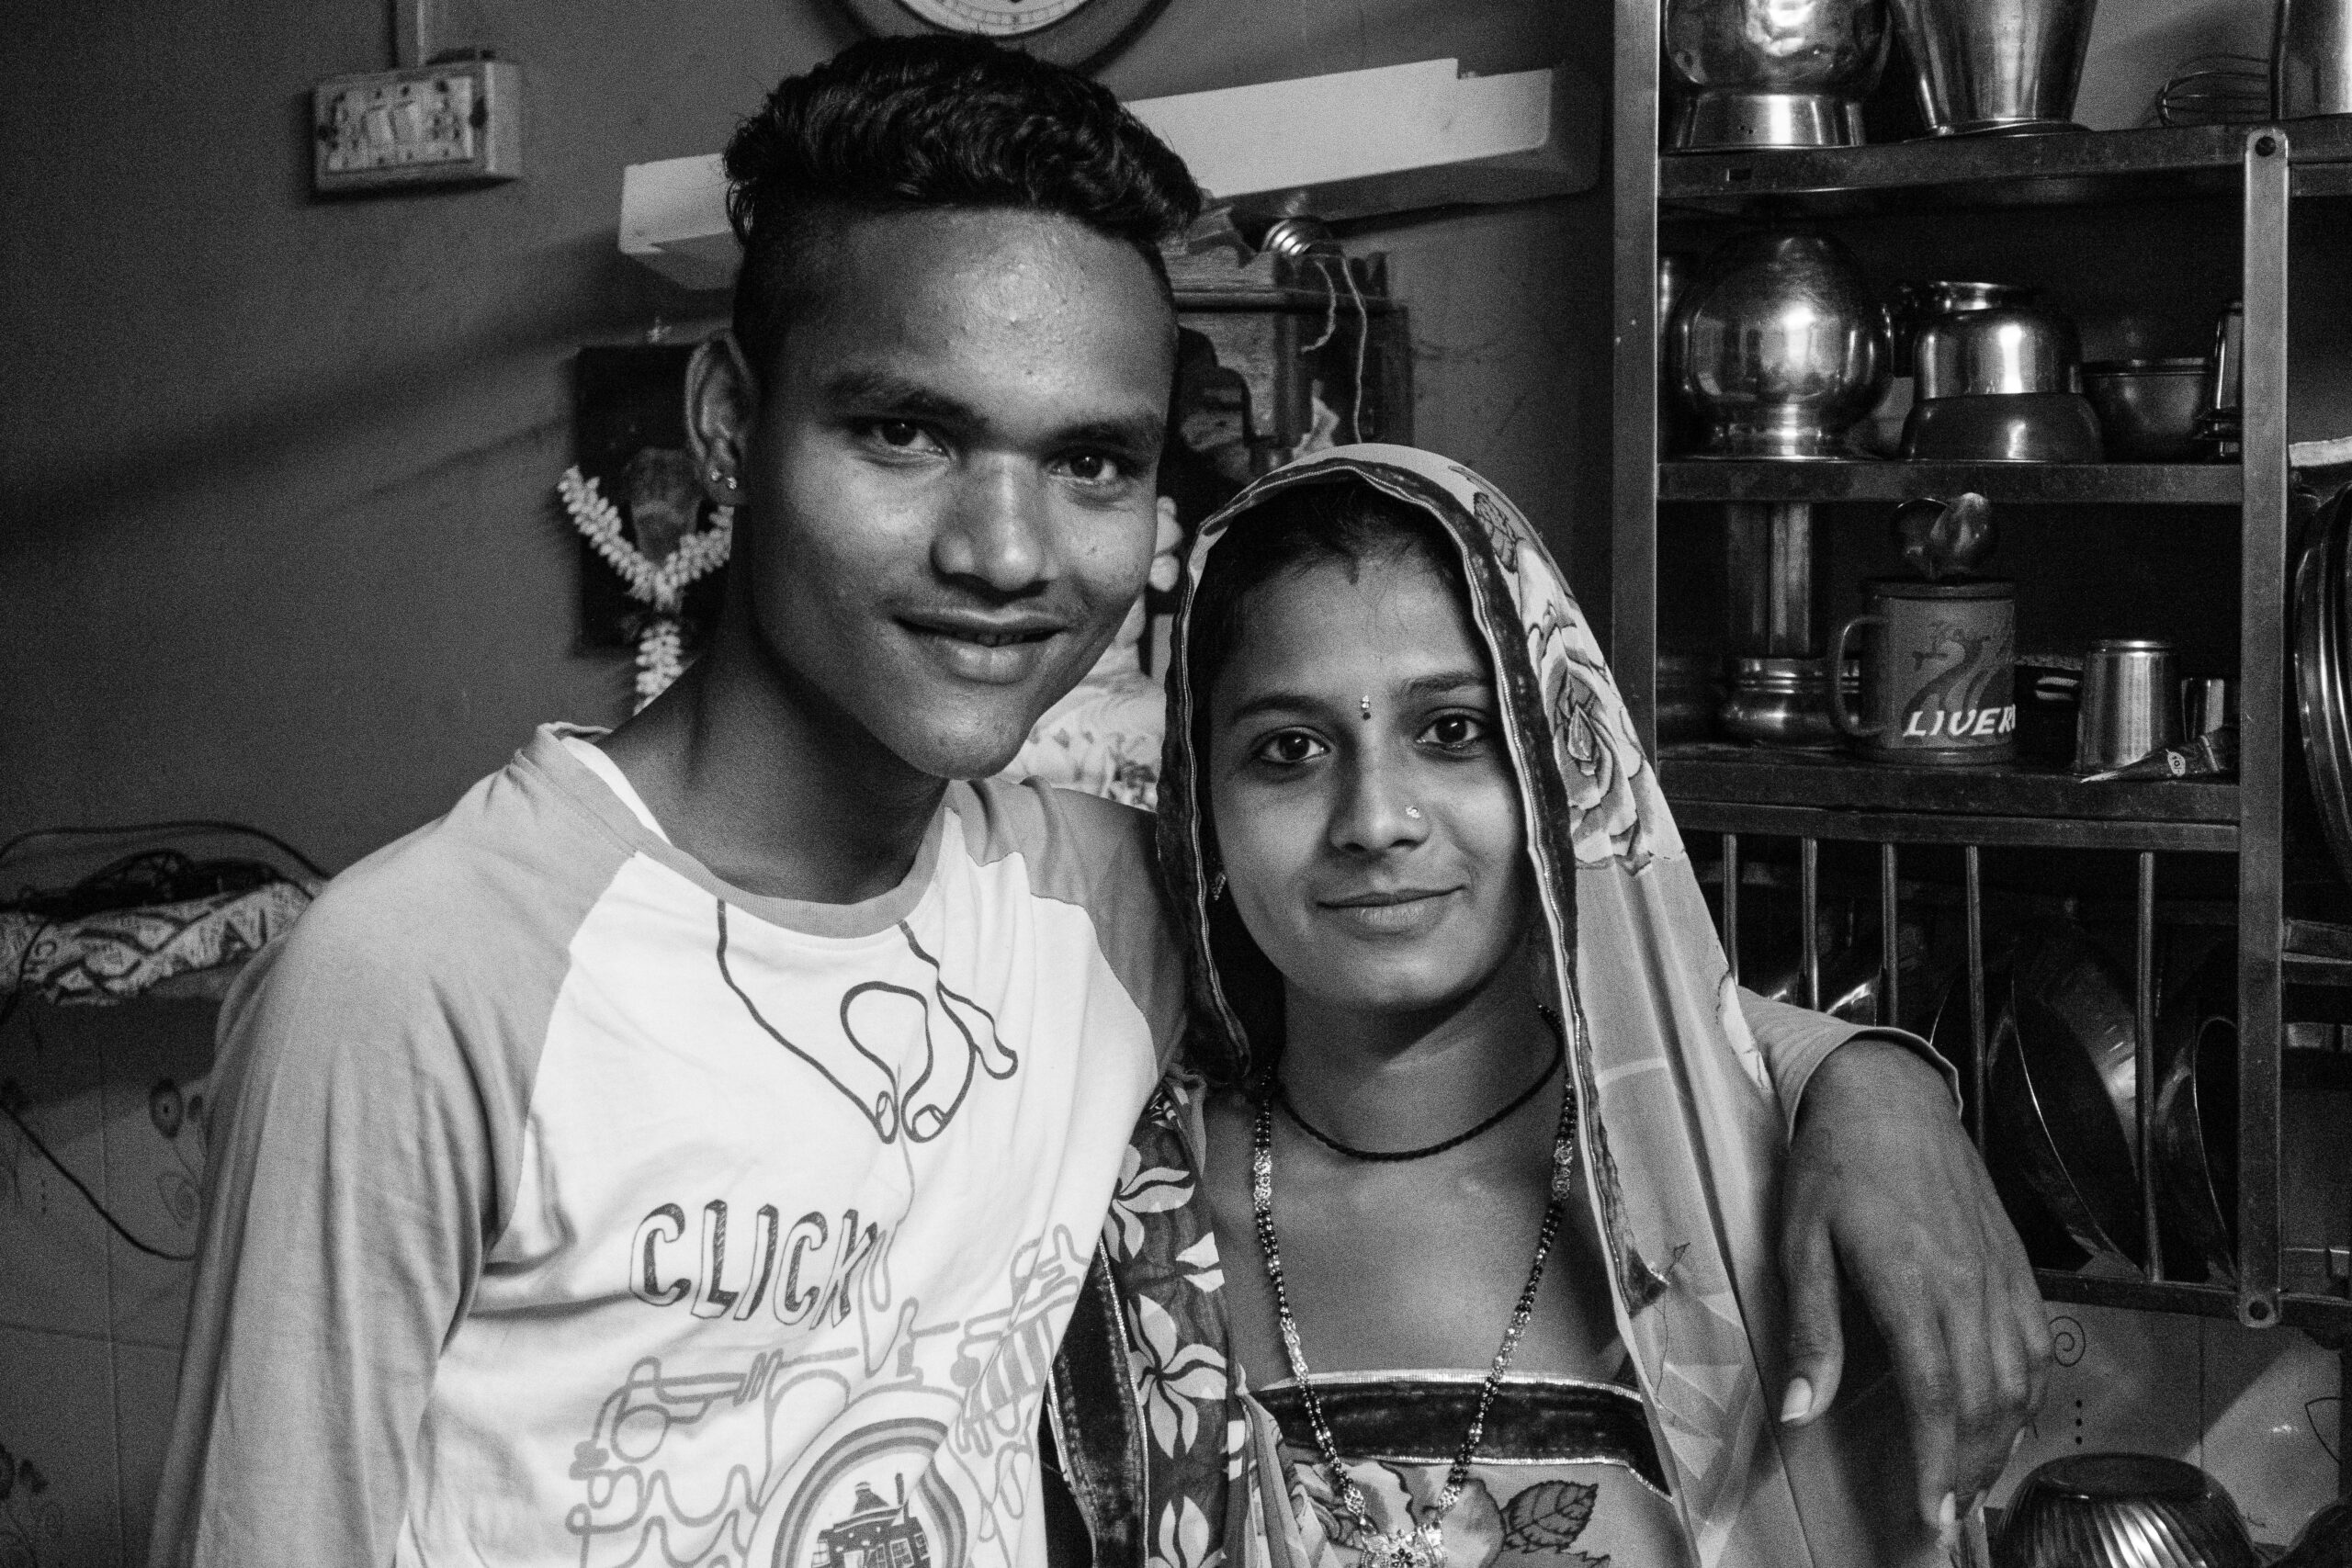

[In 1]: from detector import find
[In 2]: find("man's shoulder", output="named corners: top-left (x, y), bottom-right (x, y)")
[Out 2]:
top-left (250, 746), bottom-right (631, 1019)
top-left (949, 776), bottom-right (1159, 905)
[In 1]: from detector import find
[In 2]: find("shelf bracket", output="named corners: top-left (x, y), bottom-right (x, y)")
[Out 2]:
top-left (2236, 124), bottom-right (2292, 1329)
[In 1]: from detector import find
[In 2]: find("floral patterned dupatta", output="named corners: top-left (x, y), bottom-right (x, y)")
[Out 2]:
top-left (1095, 446), bottom-right (1938, 1568)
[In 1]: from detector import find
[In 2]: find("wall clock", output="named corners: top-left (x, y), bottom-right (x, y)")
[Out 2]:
top-left (833, 0), bottom-right (1170, 71)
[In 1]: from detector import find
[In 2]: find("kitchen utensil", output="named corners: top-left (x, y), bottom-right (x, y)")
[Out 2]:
top-left (1658, 253), bottom-right (1699, 453)
top-left (2277, 1496), bottom-right (2352, 1568)
top-left (2275, 0), bottom-right (2352, 119)
top-left (2076, 639), bottom-right (2181, 773)
top-left (1656, 649), bottom-right (1719, 745)
top-left (1741, 891), bottom-right (1898, 1023)
top-left (1664, 0), bottom-right (1892, 149)
top-left (2082, 359), bottom-right (2208, 460)
top-left (1914, 291), bottom-right (2081, 399)
top-left (2294, 485), bottom-right (2352, 888)
top-left (1985, 924), bottom-right (2145, 1272)
top-left (1724, 501), bottom-right (1820, 655)
top-left (1894, 492), bottom-right (1996, 579)
top-left (2158, 56), bottom-right (2274, 126)
top-left (1719, 655), bottom-right (1847, 747)
top-left (2182, 675), bottom-right (2235, 737)
top-left (1887, 0), bottom-right (2099, 136)
top-left (2152, 949), bottom-right (2239, 1286)
top-left (1668, 231), bottom-right (1889, 459)
top-left (1995, 1454), bottom-right (2261, 1568)
top-left (2196, 301), bottom-right (2244, 460)
top-left (1903, 390), bottom-right (2106, 462)
top-left (1832, 579), bottom-right (2018, 763)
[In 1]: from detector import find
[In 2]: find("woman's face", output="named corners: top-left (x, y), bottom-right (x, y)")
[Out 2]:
top-left (1205, 547), bottom-right (1532, 1021)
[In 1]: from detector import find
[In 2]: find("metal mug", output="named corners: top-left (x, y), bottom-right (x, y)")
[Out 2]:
top-left (2075, 638), bottom-right (2182, 772)
top-left (1833, 580), bottom-right (2018, 764)
top-left (2275, 0), bottom-right (2352, 118)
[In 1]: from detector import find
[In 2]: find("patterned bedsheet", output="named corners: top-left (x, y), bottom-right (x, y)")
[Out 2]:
top-left (0, 881), bottom-right (314, 1003)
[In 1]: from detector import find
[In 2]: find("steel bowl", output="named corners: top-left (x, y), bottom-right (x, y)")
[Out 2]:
top-left (2278, 1496), bottom-right (2352, 1568)
top-left (1719, 656), bottom-right (1849, 748)
top-left (2083, 359), bottom-right (2208, 461)
top-left (1664, 0), bottom-right (1892, 149)
top-left (1903, 391), bottom-right (2105, 462)
top-left (1916, 296), bottom-right (2081, 399)
top-left (1670, 231), bottom-right (1889, 459)
top-left (1996, 1453), bottom-right (2260, 1568)
top-left (1887, 0), bottom-right (2099, 137)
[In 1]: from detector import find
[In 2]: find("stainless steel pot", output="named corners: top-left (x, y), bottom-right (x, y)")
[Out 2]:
top-left (1669, 231), bottom-right (1888, 459)
top-left (1913, 284), bottom-right (2080, 399)
top-left (2276, 0), bottom-right (2352, 118)
top-left (1888, 0), bottom-right (2099, 136)
top-left (1663, 0), bottom-right (1892, 149)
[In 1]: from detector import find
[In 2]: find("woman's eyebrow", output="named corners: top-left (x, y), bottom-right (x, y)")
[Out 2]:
top-left (1220, 671), bottom-right (1491, 728)
top-left (1396, 671), bottom-right (1493, 702)
top-left (1222, 689), bottom-right (1325, 727)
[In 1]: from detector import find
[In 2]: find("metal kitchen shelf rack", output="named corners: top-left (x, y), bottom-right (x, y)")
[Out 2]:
top-left (1660, 459), bottom-right (2240, 506)
top-left (1658, 116), bottom-right (2352, 214)
top-left (1610, 2), bottom-right (2352, 1335)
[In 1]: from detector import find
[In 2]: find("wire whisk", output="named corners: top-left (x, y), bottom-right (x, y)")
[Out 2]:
top-left (2155, 54), bottom-right (2271, 127)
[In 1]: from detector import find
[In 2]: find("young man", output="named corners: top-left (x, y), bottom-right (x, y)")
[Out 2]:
top-left (153, 37), bottom-right (2041, 1568)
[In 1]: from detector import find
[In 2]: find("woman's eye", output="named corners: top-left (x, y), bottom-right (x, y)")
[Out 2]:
top-left (1421, 713), bottom-right (1489, 752)
top-left (1252, 730), bottom-right (1329, 768)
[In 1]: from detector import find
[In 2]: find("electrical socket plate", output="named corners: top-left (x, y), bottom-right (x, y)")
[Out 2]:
top-left (311, 60), bottom-right (519, 194)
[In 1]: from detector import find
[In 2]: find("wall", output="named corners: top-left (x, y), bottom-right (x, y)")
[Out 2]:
top-left (0, 0), bottom-right (1609, 875)
top-left (0, 3), bottom-right (1610, 1563)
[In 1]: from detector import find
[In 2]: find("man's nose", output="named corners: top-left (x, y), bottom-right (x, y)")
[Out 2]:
top-left (1329, 746), bottom-right (1432, 854)
top-left (933, 457), bottom-right (1053, 593)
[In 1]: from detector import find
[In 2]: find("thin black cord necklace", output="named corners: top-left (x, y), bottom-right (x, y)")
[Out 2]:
top-left (1271, 1005), bottom-right (1566, 1163)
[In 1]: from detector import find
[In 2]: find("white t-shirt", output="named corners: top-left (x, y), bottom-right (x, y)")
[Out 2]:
top-left (151, 725), bottom-right (1183, 1568)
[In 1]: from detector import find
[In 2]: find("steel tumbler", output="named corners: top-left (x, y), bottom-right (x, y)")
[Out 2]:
top-left (2075, 639), bottom-right (2182, 773)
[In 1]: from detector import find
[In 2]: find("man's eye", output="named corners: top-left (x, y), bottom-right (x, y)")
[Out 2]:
top-left (1420, 713), bottom-right (1489, 752)
top-left (865, 421), bottom-right (941, 454)
top-left (1252, 731), bottom-right (1329, 768)
top-left (1060, 451), bottom-right (1126, 485)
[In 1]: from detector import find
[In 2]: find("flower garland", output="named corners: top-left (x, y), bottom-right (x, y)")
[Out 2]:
top-left (558, 466), bottom-right (733, 708)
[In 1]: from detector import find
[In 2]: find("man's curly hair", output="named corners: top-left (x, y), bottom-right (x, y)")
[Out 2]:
top-left (723, 37), bottom-right (1204, 383)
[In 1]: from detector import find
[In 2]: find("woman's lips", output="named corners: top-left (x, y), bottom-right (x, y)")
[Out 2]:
top-left (1316, 887), bottom-right (1460, 935)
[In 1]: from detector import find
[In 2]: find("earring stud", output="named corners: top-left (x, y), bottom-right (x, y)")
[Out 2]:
top-left (1405, 807), bottom-right (1423, 820)
top-left (1359, 695), bottom-right (1373, 720)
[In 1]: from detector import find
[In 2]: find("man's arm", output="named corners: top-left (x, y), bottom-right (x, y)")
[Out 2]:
top-left (1741, 992), bottom-right (2050, 1548)
top-left (149, 892), bottom-right (514, 1568)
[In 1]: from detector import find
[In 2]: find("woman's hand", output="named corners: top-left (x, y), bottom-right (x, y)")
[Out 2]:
top-left (1778, 1038), bottom-right (2051, 1546)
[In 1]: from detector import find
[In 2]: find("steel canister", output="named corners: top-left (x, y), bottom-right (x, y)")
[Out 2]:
top-left (2075, 639), bottom-right (2182, 772)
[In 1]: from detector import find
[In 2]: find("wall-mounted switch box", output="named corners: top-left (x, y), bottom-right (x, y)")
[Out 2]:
top-left (311, 59), bottom-right (519, 194)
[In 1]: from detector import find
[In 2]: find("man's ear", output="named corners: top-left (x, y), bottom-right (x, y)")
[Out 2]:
top-left (684, 332), bottom-right (759, 507)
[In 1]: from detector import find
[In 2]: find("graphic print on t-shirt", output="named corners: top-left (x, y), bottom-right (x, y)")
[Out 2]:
top-left (564, 1222), bottom-right (1090, 1568)
top-left (716, 906), bottom-right (1018, 1145)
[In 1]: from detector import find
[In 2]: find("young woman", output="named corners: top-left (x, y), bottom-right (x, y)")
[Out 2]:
top-left (1080, 447), bottom-right (1982, 1568)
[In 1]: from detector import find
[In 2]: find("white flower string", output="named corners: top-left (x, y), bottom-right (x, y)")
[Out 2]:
top-left (558, 466), bottom-right (733, 709)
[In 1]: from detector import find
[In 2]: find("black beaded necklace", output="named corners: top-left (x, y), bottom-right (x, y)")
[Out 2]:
top-left (1270, 1006), bottom-right (1566, 1164)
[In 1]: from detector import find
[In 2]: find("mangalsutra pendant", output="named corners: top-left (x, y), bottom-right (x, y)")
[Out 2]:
top-left (1359, 1522), bottom-right (1446, 1568)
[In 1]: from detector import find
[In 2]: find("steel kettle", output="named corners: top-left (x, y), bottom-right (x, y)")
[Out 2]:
top-left (2275, 0), bottom-right (2352, 118)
